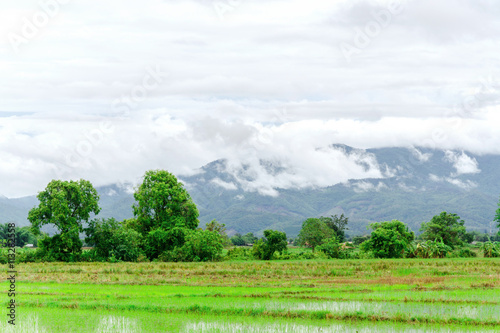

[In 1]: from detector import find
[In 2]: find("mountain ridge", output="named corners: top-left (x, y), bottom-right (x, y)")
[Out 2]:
top-left (1, 145), bottom-right (499, 237)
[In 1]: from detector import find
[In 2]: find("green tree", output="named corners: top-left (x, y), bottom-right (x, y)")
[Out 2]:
top-left (320, 214), bottom-right (349, 242)
top-left (296, 218), bottom-right (334, 251)
top-left (242, 232), bottom-right (258, 245)
top-left (182, 230), bottom-right (224, 262)
top-left (230, 233), bottom-right (246, 246)
top-left (133, 170), bottom-right (199, 235)
top-left (420, 212), bottom-right (466, 248)
top-left (28, 179), bottom-right (100, 258)
top-left (360, 220), bottom-right (415, 258)
top-left (317, 236), bottom-right (344, 259)
top-left (84, 218), bottom-right (143, 262)
top-left (252, 230), bottom-right (287, 260)
top-left (205, 219), bottom-right (230, 245)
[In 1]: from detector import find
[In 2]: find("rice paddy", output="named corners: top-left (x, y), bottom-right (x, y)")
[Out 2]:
top-left (2, 258), bottom-right (500, 332)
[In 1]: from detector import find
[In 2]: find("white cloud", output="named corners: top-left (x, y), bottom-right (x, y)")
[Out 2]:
top-left (351, 181), bottom-right (387, 193)
top-left (211, 178), bottom-right (238, 190)
top-left (1, 0), bottom-right (500, 197)
top-left (444, 151), bottom-right (481, 176)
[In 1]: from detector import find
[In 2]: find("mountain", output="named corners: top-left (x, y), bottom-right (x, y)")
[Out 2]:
top-left (1, 145), bottom-right (499, 237)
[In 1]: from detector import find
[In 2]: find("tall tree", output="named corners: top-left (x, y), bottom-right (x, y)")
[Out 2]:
top-left (320, 214), bottom-right (349, 242)
top-left (297, 218), bottom-right (334, 252)
top-left (420, 212), bottom-right (466, 248)
top-left (133, 170), bottom-right (199, 235)
top-left (28, 179), bottom-right (100, 256)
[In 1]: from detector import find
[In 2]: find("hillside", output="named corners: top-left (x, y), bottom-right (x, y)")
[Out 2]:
top-left (2, 145), bottom-right (499, 237)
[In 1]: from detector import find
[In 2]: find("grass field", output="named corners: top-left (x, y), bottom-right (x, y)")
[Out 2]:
top-left (2, 258), bottom-right (500, 332)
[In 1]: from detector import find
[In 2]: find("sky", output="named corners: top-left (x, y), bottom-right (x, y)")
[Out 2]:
top-left (0, 0), bottom-right (499, 198)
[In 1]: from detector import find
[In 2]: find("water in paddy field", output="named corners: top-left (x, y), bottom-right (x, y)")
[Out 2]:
top-left (182, 321), bottom-right (496, 333)
top-left (0, 314), bottom-right (138, 333)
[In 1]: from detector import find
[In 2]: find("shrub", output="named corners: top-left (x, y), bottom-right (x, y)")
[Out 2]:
top-left (317, 237), bottom-right (351, 259)
top-left (225, 247), bottom-right (252, 260)
top-left (252, 230), bottom-right (287, 260)
top-left (410, 240), bottom-right (452, 258)
top-left (482, 242), bottom-right (500, 258)
top-left (360, 220), bottom-right (414, 258)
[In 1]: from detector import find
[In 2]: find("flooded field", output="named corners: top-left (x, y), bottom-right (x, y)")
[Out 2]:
top-left (2, 259), bottom-right (500, 332)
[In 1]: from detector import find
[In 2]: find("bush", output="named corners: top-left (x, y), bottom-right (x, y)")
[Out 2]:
top-left (182, 229), bottom-right (224, 262)
top-left (36, 234), bottom-right (82, 262)
top-left (225, 247), bottom-right (252, 260)
top-left (360, 220), bottom-right (414, 258)
top-left (409, 240), bottom-right (452, 258)
top-left (445, 247), bottom-right (477, 258)
top-left (482, 242), bottom-right (500, 258)
top-left (160, 229), bottom-right (224, 262)
top-left (252, 230), bottom-right (287, 260)
top-left (316, 237), bottom-right (351, 259)
top-left (85, 218), bottom-right (144, 262)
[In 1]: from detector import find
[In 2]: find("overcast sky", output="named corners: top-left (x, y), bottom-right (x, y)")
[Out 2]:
top-left (1, 0), bottom-right (499, 198)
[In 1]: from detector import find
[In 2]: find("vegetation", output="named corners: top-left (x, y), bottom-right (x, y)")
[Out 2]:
top-left (28, 179), bottom-right (100, 261)
top-left (420, 212), bottom-right (466, 248)
top-left (360, 220), bottom-right (415, 258)
top-left (296, 218), bottom-right (334, 251)
top-left (3, 259), bottom-right (500, 332)
top-left (252, 230), bottom-right (287, 260)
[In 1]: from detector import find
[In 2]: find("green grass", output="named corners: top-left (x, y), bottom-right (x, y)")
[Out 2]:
top-left (2, 258), bottom-right (500, 331)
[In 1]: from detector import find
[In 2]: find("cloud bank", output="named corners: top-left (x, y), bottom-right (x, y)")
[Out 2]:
top-left (1, 0), bottom-right (499, 197)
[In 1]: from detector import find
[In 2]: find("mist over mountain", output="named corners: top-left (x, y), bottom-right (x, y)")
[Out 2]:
top-left (2, 145), bottom-right (499, 237)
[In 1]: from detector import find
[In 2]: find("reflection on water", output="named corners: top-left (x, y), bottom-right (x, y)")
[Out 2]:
top-left (0, 313), bottom-right (138, 333)
top-left (254, 301), bottom-right (377, 312)
top-left (97, 315), bottom-right (138, 333)
top-left (0, 314), bottom-right (48, 333)
top-left (183, 321), bottom-right (491, 333)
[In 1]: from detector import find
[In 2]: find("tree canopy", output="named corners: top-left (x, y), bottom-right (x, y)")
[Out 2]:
top-left (132, 170), bottom-right (199, 234)
top-left (28, 179), bottom-right (100, 256)
top-left (420, 212), bottom-right (466, 248)
top-left (252, 230), bottom-right (287, 260)
top-left (296, 218), bottom-right (334, 251)
top-left (361, 220), bottom-right (415, 258)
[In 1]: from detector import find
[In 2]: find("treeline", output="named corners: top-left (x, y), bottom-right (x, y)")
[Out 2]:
top-left (2, 169), bottom-right (500, 263)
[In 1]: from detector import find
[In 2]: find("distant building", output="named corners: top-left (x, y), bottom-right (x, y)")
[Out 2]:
top-left (24, 244), bottom-right (34, 248)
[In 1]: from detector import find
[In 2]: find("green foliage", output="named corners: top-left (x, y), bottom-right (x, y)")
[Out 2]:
top-left (360, 220), bottom-right (415, 258)
top-left (205, 219), bottom-right (230, 245)
top-left (225, 247), bottom-right (252, 260)
top-left (352, 235), bottom-right (370, 246)
top-left (84, 218), bottom-right (143, 262)
top-left (409, 240), bottom-right (452, 258)
top-left (482, 241), bottom-right (500, 258)
top-left (252, 230), bottom-right (288, 260)
top-left (0, 223), bottom-right (39, 247)
top-left (230, 233), bottom-right (246, 246)
top-left (296, 218), bottom-right (334, 251)
top-left (36, 233), bottom-right (82, 262)
top-left (320, 214), bottom-right (349, 242)
top-left (29, 179), bottom-right (100, 236)
top-left (159, 229), bottom-right (224, 262)
top-left (316, 236), bottom-right (351, 259)
top-left (133, 170), bottom-right (199, 235)
top-left (182, 229), bottom-right (224, 262)
top-left (461, 231), bottom-right (475, 244)
top-left (144, 227), bottom-right (189, 260)
top-left (242, 232), bottom-right (258, 244)
top-left (420, 212), bottom-right (466, 249)
top-left (27, 179), bottom-right (100, 259)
